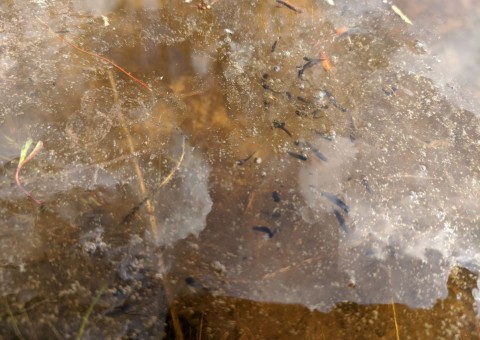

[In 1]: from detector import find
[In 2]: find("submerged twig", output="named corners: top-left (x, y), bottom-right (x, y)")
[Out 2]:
top-left (16, 139), bottom-right (44, 205)
top-left (276, 0), bottom-right (304, 13)
top-left (36, 17), bottom-right (152, 92)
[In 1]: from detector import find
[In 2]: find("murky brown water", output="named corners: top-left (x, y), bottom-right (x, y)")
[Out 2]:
top-left (1, 0), bottom-right (479, 338)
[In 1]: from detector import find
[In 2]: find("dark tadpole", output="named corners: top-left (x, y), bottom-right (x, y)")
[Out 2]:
top-left (288, 151), bottom-right (308, 161)
top-left (271, 39), bottom-right (279, 53)
top-left (185, 276), bottom-right (196, 286)
top-left (273, 120), bottom-right (293, 137)
top-left (236, 151), bottom-right (256, 165)
top-left (296, 96), bottom-right (311, 103)
top-left (321, 191), bottom-right (350, 213)
top-left (324, 89), bottom-right (347, 112)
top-left (305, 141), bottom-right (328, 161)
top-left (361, 176), bottom-right (373, 194)
top-left (252, 226), bottom-right (275, 238)
top-left (272, 191), bottom-right (281, 202)
top-left (297, 57), bottom-right (320, 78)
top-left (349, 117), bottom-right (356, 143)
top-left (334, 209), bottom-right (349, 232)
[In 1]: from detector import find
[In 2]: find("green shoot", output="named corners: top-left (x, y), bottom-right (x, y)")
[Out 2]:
top-left (19, 139), bottom-right (33, 165)
top-left (76, 287), bottom-right (105, 340)
top-left (16, 139), bottom-right (44, 205)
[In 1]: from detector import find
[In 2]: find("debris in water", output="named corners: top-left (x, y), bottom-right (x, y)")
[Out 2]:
top-left (335, 27), bottom-right (349, 36)
top-left (275, 0), bottom-right (304, 13)
top-left (391, 5), bottom-right (413, 25)
top-left (319, 50), bottom-right (336, 75)
top-left (101, 15), bottom-right (110, 27)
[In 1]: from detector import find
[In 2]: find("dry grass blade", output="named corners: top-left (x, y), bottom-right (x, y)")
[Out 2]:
top-left (107, 70), bottom-right (159, 239)
top-left (120, 136), bottom-right (186, 227)
top-left (3, 300), bottom-right (25, 340)
top-left (391, 301), bottom-right (400, 340)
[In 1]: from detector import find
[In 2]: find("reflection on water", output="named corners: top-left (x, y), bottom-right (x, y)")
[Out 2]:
top-left (1, 0), bottom-right (479, 338)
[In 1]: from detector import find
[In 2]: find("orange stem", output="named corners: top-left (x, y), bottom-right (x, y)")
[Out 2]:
top-left (59, 36), bottom-right (152, 92)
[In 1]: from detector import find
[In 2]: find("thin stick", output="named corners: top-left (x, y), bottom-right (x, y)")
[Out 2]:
top-left (47, 321), bottom-right (64, 340)
top-left (23, 309), bottom-right (39, 340)
top-left (35, 17), bottom-right (152, 92)
top-left (121, 137), bottom-right (186, 225)
top-left (155, 138), bottom-right (185, 190)
top-left (276, 0), bottom-right (304, 13)
top-left (197, 313), bottom-right (204, 340)
top-left (169, 300), bottom-right (185, 340)
top-left (107, 71), bottom-right (158, 238)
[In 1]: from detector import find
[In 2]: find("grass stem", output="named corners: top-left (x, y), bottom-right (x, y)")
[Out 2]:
top-left (76, 288), bottom-right (105, 340)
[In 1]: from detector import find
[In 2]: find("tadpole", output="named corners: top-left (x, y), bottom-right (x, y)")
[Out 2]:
top-left (252, 226), bottom-right (275, 238)
top-left (321, 191), bottom-right (350, 213)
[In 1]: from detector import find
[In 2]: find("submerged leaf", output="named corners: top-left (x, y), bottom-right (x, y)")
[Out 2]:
top-left (19, 138), bottom-right (33, 165)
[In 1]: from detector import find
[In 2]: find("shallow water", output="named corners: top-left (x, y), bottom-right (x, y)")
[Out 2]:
top-left (1, 0), bottom-right (479, 338)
